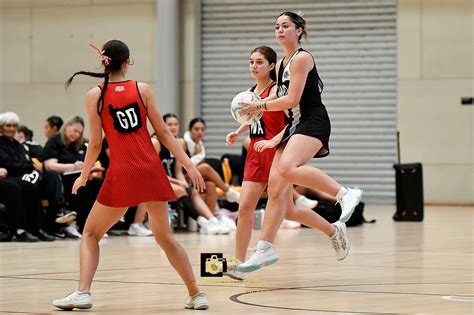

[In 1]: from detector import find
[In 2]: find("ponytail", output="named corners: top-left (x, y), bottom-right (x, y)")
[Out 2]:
top-left (66, 40), bottom-right (130, 115)
top-left (65, 69), bottom-right (110, 115)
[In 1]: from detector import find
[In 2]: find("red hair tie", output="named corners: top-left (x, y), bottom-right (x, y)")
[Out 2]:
top-left (89, 44), bottom-right (111, 66)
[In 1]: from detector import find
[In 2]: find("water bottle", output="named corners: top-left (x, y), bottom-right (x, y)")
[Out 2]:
top-left (188, 217), bottom-right (198, 232)
top-left (254, 208), bottom-right (264, 230)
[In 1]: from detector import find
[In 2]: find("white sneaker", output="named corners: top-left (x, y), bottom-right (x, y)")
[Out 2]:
top-left (238, 246), bottom-right (279, 273)
top-left (223, 260), bottom-right (246, 280)
top-left (295, 195), bottom-right (318, 209)
top-left (225, 188), bottom-right (240, 203)
top-left (331, 221), bottom-right (349, 261)
top-left (217, 221), bottom-right (232, 235)
top-left (64, 224), bottom-right (82, 239)
top-left (199, 218), bottom-right (221, 235)
top-left (52, 290), bottom-right (92, 311)
top-left (280, 219), bottom-right (301, 229)
top-left (219, 215), bottom-right (237, 231)
top-left (128, 223), bottom-right (153, 236)
top-left (184, 291), bottom-right (209, 310)
top-left (338, 188), bottom-right (363, 223)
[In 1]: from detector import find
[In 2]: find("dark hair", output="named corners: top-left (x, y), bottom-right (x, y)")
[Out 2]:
top-left (278, 11), bottom-right (307, 41)
top-left (65, 40), bottom-right (130, 115)
top-left (46, 115), bottom-right (63, 131)
top-left (60, 116), bottom-right (85, 151)
top-left (163, 113), bottom-right (179, 123)
top-left (188, 117), bottom-right (206, 130)
top-left (250, 46), bottom-right (277, 81)
top-left (18, 125), bottom-right (33, 141)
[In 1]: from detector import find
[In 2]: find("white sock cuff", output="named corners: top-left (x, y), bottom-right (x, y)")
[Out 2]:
top-left (256, 240), bottom-right (272, 250)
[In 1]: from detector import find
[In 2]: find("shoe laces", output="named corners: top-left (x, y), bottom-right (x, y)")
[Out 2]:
top-left (330, 227), bottom-right (341, 251)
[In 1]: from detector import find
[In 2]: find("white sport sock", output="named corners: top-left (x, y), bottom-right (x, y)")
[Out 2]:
top-left (256, 240), bottom-right (272, 250)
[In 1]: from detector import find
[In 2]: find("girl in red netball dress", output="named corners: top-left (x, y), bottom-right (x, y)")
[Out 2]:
top-left (52, 40), bottom-right (208, 311)
top-left (224, 46), bottom-right (286, 280)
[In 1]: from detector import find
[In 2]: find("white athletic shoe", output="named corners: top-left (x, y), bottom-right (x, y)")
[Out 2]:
top-left (64, 224), bottom-right (82, 239)
top-left (200, 218), bottom-right (228, 235)
top-left (184, 291), bottom-right (209, 310)
top-left (225, 188), bottom-right (240, 203)
top-left (338, 188), bottom-right (363, 223)
top-left (128, 223), bottom-right (153, 236)
top-left (331, 221), bottom-right (349, 261)
top-left (219, 215), bottom-right (237, 231)
top-left (238, 246), bottom-right (279, 273)
top-left (280, 219), bottom-right (301, 229)
top-left (223, 259), bottom-right (246, 280)
top-left (52, 290), bottom-right (92, 311)
top-left (295, 195), bottom-right (318, 209)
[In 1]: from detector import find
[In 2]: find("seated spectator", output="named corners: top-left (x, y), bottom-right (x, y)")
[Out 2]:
top-left (0, 112), bottom-right (65, 241)
top-left (41, 116), bottom-right (102, 238)
top-left (152, 113), bottom-right (232, 234)
top-left (182, 117), bottom-right (240, 211)
top-left (15, 125), bottom-right (43, 158)
top-left (44, 115), bottom-right (63, 140)
top-left (0, 167), bottom-right (41, 242)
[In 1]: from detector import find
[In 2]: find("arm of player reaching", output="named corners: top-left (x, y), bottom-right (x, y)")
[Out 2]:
top-left (139, 82), bottom-right (205, 192)
top-left (72, 87), bottom-right (103, 194)
top-left (253, 126), bottom-right (286, 153)
top-left (226, 124), bottom-right (249, 146)
top-left (239, 53), bottom-right (313, 115)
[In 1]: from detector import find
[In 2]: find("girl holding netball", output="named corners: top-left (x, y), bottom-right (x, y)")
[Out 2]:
top-left (238, 12), bottom-right (363, 273)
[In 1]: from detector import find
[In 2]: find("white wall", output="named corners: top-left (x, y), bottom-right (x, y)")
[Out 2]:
top-left (0, 0), bottom-right (156, 144)
top-left (397, 0), bottom-right (473, 203)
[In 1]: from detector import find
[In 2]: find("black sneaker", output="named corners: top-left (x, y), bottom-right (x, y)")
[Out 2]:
top-left (54, 227), bottom-right (66, 239)
top-left (55, 210), bottom-right (77, 224)
top-left (34, 229), bottom-right (55, 242)
top-left (16, 231), bottom-right (39, 242)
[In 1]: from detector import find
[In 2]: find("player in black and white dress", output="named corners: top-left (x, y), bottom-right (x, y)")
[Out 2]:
top-left (238, 12), bottom-right (363, 273)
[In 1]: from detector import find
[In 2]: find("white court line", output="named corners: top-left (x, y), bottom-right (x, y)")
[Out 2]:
top-left (442, 294), bottom-right (474, 302)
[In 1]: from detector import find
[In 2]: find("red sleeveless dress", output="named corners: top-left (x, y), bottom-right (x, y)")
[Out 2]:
top-left (96, 80), bottom-right (175, 207)
top-left (243, 82), bottom-right (286, 183)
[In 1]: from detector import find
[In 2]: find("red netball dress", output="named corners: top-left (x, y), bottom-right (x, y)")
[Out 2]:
top-left (96, 80), bottom-right (175, 207)
top-left (243, 82), bottom-right (286, 183)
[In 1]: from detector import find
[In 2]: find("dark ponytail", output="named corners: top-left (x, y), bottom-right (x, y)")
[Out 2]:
top-left (65, 40), bottom-right (130, 115)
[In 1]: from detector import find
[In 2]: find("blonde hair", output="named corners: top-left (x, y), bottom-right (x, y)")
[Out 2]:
top-left (60, 116), bottom-right (85, 151)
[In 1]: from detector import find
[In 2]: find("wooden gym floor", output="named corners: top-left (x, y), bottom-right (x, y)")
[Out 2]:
top-left (0, 205), bottom-right (472, 314)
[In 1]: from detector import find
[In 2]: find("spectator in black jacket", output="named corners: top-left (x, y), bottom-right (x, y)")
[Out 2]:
top-left (15, 125), bottom-right (43, 159)
top-left (41, 116), bottom-right (102, 237)
top-left (0, 167), bottom-right (40, 242)
top-left (44, 115), bottom-right (63, 140)
top-left (0, 112), bottom-right (75, 238)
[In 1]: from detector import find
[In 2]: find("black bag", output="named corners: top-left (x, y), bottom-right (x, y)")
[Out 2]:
top-left (393, 163), bottom-right (424, 221)
top-left (392, 132), bottom-right (424, 222)
top-left (312, 201), bottom-right (374, 227)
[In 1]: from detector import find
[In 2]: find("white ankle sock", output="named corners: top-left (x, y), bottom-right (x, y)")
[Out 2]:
top-left (209, 217), bottom-right (219, 224)
top-left (336, 187), bottom-right (348, 200)
top-left (256, 240), bottom-right (272, 250)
